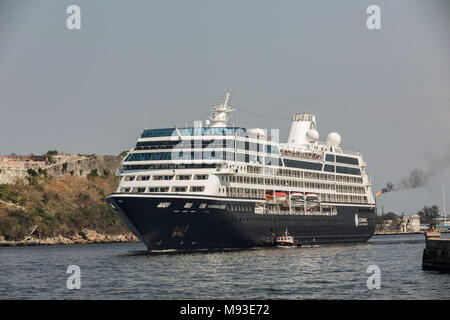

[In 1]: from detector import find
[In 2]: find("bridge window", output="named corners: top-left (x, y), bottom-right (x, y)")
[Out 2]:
top-left (336, 155), bottom-right (359, 165)
top-left (153, 175), bottom-right (173, 180)
top-left (325, 154), bottom-right (335, 162)
top-left (336, 166), bottom-right (361, 175)
top-left (149, 187), bottom-right (169, 192)
top-left (284, 159), bottom-right (322, 171)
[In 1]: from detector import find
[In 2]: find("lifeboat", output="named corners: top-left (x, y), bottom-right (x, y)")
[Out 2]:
top-left (274, 192), bottom-right (288, 201)
top-left (266, 192), bottom-right (288, 202)
top-left (305, 193), bottom-right (319, 201)
top-left (290, 192), bottom-right (304, 201)
top-left (305, 193), bottom-right (319, 208)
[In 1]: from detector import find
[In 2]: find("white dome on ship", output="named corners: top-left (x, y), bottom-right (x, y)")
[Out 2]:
top-left (306, 129), bottom-right (319, 143)
top-left (247, 128), bottom-right (266, 137)
top-left (327, 132), bottom-right (341, 146)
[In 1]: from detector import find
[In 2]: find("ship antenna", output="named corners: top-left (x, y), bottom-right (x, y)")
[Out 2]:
top-left (444, 185), bottom-right (447, 226)
top-left (210, 90), bottom-right (236, 127)
top-left (144, 96), bottom-right (148, 129)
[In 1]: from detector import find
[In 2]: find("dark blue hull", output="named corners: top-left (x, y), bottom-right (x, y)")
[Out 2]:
top-left (106, 194), bottom-right (376, 251)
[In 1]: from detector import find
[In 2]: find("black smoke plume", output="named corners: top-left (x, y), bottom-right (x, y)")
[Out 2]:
top-left (376, 146), bottom-right (450, 196)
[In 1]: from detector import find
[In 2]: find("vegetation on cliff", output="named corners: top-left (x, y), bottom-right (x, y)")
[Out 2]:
top-left (0, 171), bottom-right (127, 241)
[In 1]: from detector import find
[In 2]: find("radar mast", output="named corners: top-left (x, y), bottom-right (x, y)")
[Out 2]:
top-left (210, 91), bottom-right (236, 127)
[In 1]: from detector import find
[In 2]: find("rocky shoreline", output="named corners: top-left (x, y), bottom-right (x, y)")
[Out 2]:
top-left (0, 228), bottom-right (139, 247)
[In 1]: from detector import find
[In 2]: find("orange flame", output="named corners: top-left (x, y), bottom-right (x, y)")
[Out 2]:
top-left (375, 190), bottom-right (383, 197)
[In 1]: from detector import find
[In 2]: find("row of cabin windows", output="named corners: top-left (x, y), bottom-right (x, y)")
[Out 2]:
top-left (156, 202), bottom-right (209, 209)
top-left (125, 151), bottom-right (281, 165)
top-left (227, 187), bottom-right (265, 199)
top-left (123, 155), bottom-right (360, 177)
top-left (325, 154), bottom-right (359, 166)
top-left (227, 204), bottom-right (252, 213)
top-left (322, 194), bottom-right (368, 203)
top-left (135, 139), bottom-right (280, 155)
top-left (152, 201), bottom-right (371, 216)
top-left (247, 165), bottom-right (363, 183)
top-left (284, 158), bottom-right (361, 175)
top-left (125, 151), bottom-right (231, 162)
top-left (224, 187), bottom-right (368, 204)
top-left (248, 166), bottom-right (335, 181)
top-left (226, 175), bottom-right (363, 193)
top-left (136, 139), bottom-right (234, 150)
top-left (124, 174), bottom-right (208, 182)
top-left (283, 158), bottom-right (323, 171)
top-left (336, 166), bottom-right (361, 175)
top-left (141, 127), bottom-right (245, 138)
top-left (124, 163), bottom-right (217, 170)
top-left (122, 186), bottom-right (205, 193)
top-left (226, 175), bottom-right (336, 191)
top-left (336, 185), bottom-right (366, 194)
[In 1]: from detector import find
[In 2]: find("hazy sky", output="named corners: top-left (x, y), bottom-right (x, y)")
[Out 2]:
top-left (0, 0), bottom-right (449, 214)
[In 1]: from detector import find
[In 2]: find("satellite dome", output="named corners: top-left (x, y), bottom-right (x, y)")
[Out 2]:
top-left (247, 128), bottom-right (266, 138)
top-left (327, 132), bottom-right (341, 146)
top-left (306, 129), bottom-right (319, 143)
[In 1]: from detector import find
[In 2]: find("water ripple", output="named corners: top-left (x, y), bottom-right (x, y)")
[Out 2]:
top-left (1, 234), bottom-right (449, 299)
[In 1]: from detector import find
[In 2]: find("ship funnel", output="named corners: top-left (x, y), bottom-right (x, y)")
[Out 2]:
top-left (287, 113), bottom-right (317, 146)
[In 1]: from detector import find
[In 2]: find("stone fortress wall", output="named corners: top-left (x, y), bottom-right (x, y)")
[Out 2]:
top-left (0, 154), bottom-right (123, 184)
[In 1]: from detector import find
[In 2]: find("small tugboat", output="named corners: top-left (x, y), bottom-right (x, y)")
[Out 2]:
top-left (276, 229), bottom-right (295, 247)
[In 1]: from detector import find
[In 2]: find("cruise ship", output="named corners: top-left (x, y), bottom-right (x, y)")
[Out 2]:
top-left (106, 92), bottom-right (376, 251)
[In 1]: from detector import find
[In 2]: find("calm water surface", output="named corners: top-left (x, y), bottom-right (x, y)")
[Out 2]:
top-left (1, 233), bottom-right (449, 299)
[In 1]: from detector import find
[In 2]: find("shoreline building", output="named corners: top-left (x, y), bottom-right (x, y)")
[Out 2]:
top-left (400, 215), bottom-right (421, 233)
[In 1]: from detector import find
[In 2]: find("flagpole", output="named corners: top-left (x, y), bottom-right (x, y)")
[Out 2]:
top-left (443, 185), bottom-right (447, 225)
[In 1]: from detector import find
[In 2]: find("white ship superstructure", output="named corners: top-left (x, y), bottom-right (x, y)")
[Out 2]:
top-left (116, 92), bottom-right (374, 214)
top-left (107, 91), bottom-right (376, 251)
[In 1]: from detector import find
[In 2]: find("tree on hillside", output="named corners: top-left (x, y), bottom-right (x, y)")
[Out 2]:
top-left (383, 212), bottom-right (398, 221)
top-left (417, 205), bottom-right (440, 225)
top-left (88, 169), bottom-right (99, 178)
top-left (27, 169), bottom-right (37, 177)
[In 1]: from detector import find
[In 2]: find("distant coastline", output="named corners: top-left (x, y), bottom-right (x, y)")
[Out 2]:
top-left (0, 229), bottom-right (139, 247)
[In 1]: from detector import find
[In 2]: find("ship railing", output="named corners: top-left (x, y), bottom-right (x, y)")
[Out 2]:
top-left (341, 150), bottom-right (363, 157)
top-left (262, 210), bottom-right (336, 216)
top-left (280, 150), bottom-right (323, 161)
top-left (215, 167), bottom-right (238, 175)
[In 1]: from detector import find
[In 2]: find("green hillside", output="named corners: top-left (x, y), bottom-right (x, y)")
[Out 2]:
top-left (0, 172), bottom-right (127, 241)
